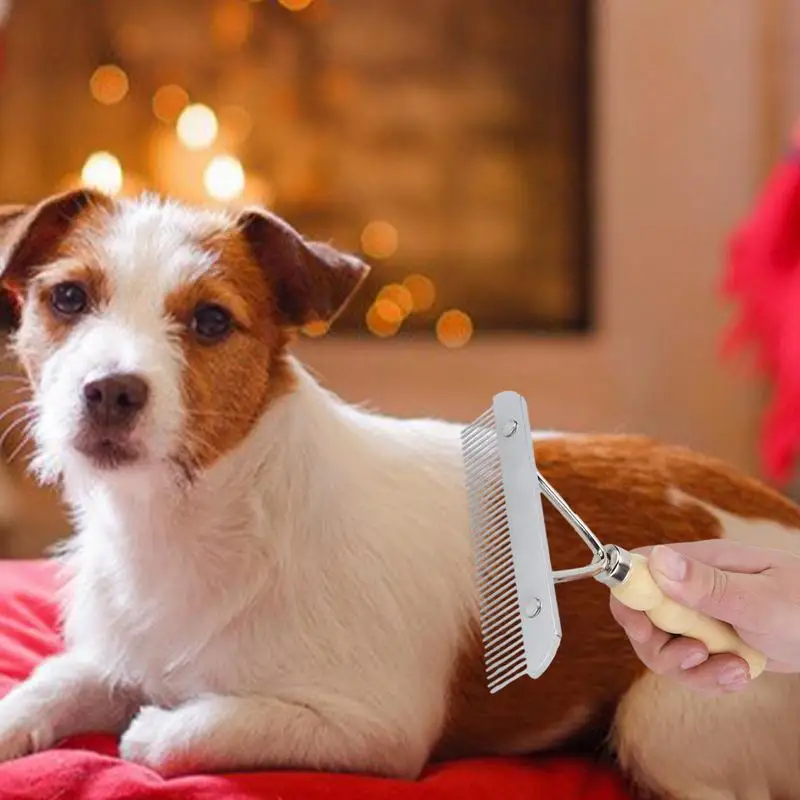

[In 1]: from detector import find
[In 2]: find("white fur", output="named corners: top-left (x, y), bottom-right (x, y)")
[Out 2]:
top-left (1, 196), bottom-right (495, 776)
top-left (4, 197), bottom-right (800, 794)
top-left (20, 197), bottom-right (227, 484)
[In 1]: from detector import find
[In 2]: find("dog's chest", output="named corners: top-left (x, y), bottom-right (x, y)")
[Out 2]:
top-left (64, 538), bottom-right (282, 706)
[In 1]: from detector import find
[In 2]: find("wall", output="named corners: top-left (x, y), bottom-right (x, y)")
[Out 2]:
top-left (295, 0), bottom-right (786, 477)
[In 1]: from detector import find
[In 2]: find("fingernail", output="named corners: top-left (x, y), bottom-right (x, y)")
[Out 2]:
top-left (681, 651), bottom-right (707, 670)
top-left (651, 546), bottom-right (687, 582)
top-left (718, 665), bottom-right (749, 686)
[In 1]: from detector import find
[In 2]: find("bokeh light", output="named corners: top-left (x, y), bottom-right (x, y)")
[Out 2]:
top-left (377, 284), bottom-right (413, 317)
top-left (361, 220), bottom-right (399, 260)
top-left (89, 65), bottom-right (129, 105)
top-left (203, 155), bottom-right (246, 201)
top-left (80, 152), bottom-right (124, 196)
top-left (403, 274), bottom-right (436, 312)
top-left (302, 320), bottom-right (330, 338)
top-left (153, 85), bottom-right (190, 124)
top-left (436, 309), bottom-right (474, 348)
top-left (279, 0), bottom-right (314, 10)
top-left (177, 104), bottom-right (219, 150)
top-left (366, 302), bottom-right (401, 338)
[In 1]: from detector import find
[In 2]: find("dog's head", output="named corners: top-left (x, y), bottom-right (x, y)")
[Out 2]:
top-left (0, 189), bottom-right (368, 484)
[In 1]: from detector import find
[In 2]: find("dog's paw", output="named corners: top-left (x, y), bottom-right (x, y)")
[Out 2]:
top-left (0, 718), bottom-right (52, 763)
top-left (119, 705), bottom-right (202, 776)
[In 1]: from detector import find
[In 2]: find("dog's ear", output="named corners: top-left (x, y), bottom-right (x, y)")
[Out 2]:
top-left (0, 189), bottom-right (112, 292)
top-left (237, 207), bottom-right (370, 327)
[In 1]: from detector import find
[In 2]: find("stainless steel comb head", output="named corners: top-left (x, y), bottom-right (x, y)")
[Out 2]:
top-left (460, 391), bottom-right (562, 693)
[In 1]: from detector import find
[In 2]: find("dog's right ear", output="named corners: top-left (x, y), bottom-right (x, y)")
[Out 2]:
top-left (0, 189), bottom-right (113, 293)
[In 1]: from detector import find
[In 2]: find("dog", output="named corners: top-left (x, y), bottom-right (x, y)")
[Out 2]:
top-left (0, 188), bottom-right (799, 799)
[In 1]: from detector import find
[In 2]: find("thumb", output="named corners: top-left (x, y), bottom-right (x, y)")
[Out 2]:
top-left (648, 545), bottom-right (764, 632)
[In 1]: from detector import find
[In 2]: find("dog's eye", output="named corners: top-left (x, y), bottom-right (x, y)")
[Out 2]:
top-left (191, 303), bottom-right (233, 343)
top-left (50, 282), bottom-right (89, 317)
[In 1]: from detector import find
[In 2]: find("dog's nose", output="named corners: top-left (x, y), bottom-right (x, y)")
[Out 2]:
top-left (82, 374), bottom-right (150, 428)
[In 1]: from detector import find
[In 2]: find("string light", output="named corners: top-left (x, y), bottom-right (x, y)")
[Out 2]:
top-left (361, 220), bottom-right (398, 260)
top-left (204, 155), bottom-right (246, 201)
top-left (436, 309), bottom-right (473, 349)
top-left (177, 104), bottom-right (219, 150)
top-left (153, 85), bottom-right (189, 124)
top-left (80, 152), bottom-right (124, 196)
top-left (89, 65), bottom-right (129, 105)
top-left (403, 274), bottom-right (436, 312)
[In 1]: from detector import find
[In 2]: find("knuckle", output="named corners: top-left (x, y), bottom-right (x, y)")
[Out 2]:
top-left (708, 567), bottom-right (729, 607)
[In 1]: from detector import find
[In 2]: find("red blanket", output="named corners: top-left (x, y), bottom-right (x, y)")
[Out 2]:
top-left (0, 559), bottom-right (631, 799)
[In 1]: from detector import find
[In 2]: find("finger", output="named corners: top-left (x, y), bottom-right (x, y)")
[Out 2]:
top-left (648, 540), bottom-right (783, 574)
top-left (647, 545), bottom-right (773, 631)
top-left (642, 634), bottom-right (710, 675)
top-left (609, 597), bottom-right (654, 643)
top-left (611, 605), bottom-right (675, 671)
top-left (677, 653), bottom-right (751, 694)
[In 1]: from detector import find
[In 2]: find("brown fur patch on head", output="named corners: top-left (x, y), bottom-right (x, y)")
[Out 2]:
top-left (167, 208), bottom-right (370, 473)
top-left (237, 207), bottom-right (370, 327)
top-left (2, 190), bottom-right (115, 380)
top-left (438, 435), bottom-right (800, 762)
top-left (28, 261), bottom-right (111, 349)
top-left (0, 189), bottom-right (113, 293)
top-left (166, 229), bottom-right (295, 474)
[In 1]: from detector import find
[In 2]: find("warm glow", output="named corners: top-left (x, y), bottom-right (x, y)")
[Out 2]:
top-left (374, 298), bottom-right (403, 325)
top-left (361, 220), bottom-right (399, 259)
top-left (377, 284), bottom-right (413, 317)
top-left (366, 303), bottom-right (401, 338)
top-left (89, 64), bottom-right (129, 105)
top-left (204, 155), bottom-right (246, 201)
top-left (436, 309), bottom-right (474, 349)
top-left (302, 320), bottom-right (330, 338)
top-left (114, 24), bottom-right (150, 60)
top-left (213, 0), bottom-right (253, 48)
top-left (279, 0), bottom-right (314, 9)
top-left (81, 152), bottom-right (124, 196)
top-left (153, 84), bottom-right (190, 124)
top-left (177, 104), bottom-right (219, 150)
top-left (403, 274), bottom-right (436, 312)
top-left (219, 105), bottom-right (253, 144)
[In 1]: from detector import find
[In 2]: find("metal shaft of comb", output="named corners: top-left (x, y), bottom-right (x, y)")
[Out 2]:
top-left (461, 392), bottom-right (562, 692)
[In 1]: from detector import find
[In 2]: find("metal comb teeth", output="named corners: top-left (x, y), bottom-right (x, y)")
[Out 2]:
top-left (461, 392), bottom-right (562, 693)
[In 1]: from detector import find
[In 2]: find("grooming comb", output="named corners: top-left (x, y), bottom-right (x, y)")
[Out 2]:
top-left (461, 390), bottom-right (767, 694)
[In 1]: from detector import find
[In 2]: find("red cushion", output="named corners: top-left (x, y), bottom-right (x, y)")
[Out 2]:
top-left (0, 559), bottom-right (631, 799)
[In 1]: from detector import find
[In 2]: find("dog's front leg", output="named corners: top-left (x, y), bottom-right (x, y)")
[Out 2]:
top-left (0, 652), bottom-right (136, 761)
top-left (119, 692), bottom-right (427, 779)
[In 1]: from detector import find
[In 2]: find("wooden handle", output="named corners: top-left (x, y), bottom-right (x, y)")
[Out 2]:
top-left (610, 553), bottom-right (767, 678)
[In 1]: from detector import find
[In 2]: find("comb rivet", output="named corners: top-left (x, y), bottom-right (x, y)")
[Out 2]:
top-left (525, 598), bottom-right (542, 618)
top-left (502, 420), bottom-right (518, 438)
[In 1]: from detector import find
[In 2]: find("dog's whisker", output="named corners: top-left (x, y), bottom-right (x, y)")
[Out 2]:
top-left (0, 400), bottom-right (34, 426)
top-left (0, 412), bottom-right (35, 453)
top-left (6, 428), bottom-right (34, 466)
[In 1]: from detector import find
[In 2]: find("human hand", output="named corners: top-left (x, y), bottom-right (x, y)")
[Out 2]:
top-left (609, 540), bottom-right (800, 694)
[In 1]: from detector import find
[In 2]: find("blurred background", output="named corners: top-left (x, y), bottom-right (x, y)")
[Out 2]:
top-left (0, 0), bottom-right (797, 557)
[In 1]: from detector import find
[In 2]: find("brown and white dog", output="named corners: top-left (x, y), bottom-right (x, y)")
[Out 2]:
top-left (0, 188), bottom-right (799, 799)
